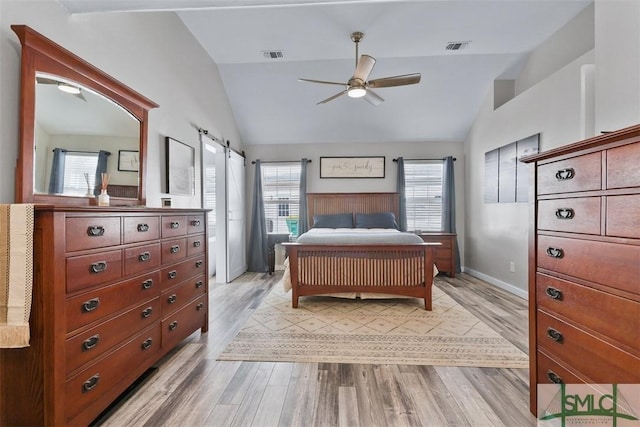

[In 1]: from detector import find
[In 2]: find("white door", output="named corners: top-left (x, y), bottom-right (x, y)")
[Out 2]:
top-left (201, 138), bottom-right (226, 279)
top-left (226, 150), bottom-right (246, 281)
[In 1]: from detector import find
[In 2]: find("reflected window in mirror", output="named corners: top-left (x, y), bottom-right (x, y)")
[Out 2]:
top-left (35, 73), bottom-right (140, 198)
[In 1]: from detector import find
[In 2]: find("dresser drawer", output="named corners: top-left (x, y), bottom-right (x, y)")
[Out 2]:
top-left (124, 242), bottom-right (161, 276)
top-left (187, 215), bottom-right (206, 234)
top-left (538, 197), bottom-right (601, 234)
top-left (537, 273), bottom-right (639, 353)
top-left (66, 249), bottom-right (123, 293)
top-left (606, 194), bottom-right (640, 238)
top-left (66, 216), bottom-right (121, 252)
top-left (537, 349), bottom-right (586, 385)
top-left (123, 216), bottom-right (160, 244)
top-left (607, 142), bottom-right (640, 189)
top-left (161, 216), bottom-right (188, 238)
top-left (161, 294), bottom-right (207, 350)
top-left (65, 324), bottom-right (161, 425)
top-left (187, 234), bottom-right (206, 257)
top-left (538, 235), bottom-right (640, 295)
top-left (537, 152), bottom-right (601, 195)
top-left (160, 256), bottom-right (206, 291)
top-left (161, 238), bottom-right (187, 264)
top-left (66, 271), bottom-right (161, 332)
top-left (537, 311), bottom-right (640, 383)
top-left (161, 274), bottom-right (207, 316)
top-left (65, 297), bottom-right (161, 375)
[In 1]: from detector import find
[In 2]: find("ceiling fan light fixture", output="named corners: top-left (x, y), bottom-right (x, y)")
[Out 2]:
top-left (347, 87), bottom-right (366, 98)
top-left (57, 82), bottom-right (81, 95)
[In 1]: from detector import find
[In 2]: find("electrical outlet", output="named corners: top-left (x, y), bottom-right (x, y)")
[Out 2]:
top-left (509, 261), bottom-right (515, 273)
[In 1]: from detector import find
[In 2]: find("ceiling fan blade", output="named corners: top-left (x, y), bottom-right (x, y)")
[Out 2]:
top-left (367, 73), bottom-right (421, 88)
top-left (353, 54), bottom-right (376, 82)
top-left (363, 89), bottom-right (384, 106)
top-left (299, 78), bottom-right (346, 86)
top-left (317, 90), bottom-right (347, 105)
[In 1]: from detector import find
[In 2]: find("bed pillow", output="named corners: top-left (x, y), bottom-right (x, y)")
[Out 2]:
top-left (312, 213), bottom-right (353, 228)
top-left (355, 212), bottom-right (399, 229)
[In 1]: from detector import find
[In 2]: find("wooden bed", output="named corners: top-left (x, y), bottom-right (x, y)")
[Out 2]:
top-left (283, 192), bottom-right (437, 310)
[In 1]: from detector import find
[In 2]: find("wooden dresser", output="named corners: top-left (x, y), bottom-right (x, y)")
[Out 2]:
top-left (521, 125), bottom-right (640, 415)
top-left (0, 207), bottom-right (209, 426)
top-left (418, 232), bottom-right (456, 277)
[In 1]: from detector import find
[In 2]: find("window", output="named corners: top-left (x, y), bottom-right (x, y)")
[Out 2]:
top-left (262, 163), bottom-right (301, 236)
top-left (404, 161), bottom-right (443, 232)
top-left (62, 152), bottom-right (99, 196)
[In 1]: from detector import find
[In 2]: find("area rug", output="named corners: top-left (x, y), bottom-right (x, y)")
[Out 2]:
top-left (217, 280), bottom-right (529, 368)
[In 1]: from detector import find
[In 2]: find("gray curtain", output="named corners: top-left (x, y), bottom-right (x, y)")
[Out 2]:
top-left (247, 160), bottom-right (269, 272)
top-left (396, 157), bottom-right (407, 231)
top-left (442, 156), bottom-right (461, 272)
top-left (48, 148), bottom-right (66, 194)
top-left (298, 158), bottom-right (309, 235)
top-left (93, 150), bottom-right (111, 196)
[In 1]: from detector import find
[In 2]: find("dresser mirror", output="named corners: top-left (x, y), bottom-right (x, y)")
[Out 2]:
top-left (12, 25), bottom-right (158, 206)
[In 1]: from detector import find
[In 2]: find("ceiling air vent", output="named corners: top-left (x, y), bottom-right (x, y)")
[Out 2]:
top-left (445, 41), bottom-right (470, 51)
top-left (262, 50), bottom-right (284, 59)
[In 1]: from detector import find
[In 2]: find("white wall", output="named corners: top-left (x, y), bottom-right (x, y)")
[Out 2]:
top-left (245, 139), bottom-right (467, 265)
top-left (464, 0), bottom-right (639, 295)
top-left (0, 0), bottom-right (242, 207)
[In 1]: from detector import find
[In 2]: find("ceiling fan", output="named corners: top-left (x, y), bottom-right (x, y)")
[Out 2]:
top-left (299, 31), bottom-right (421, 106)
top-left (36, 76), bottom-right (86, 101)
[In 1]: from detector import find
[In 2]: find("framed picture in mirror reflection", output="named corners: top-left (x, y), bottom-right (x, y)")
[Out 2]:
top-left (118, 150), bottom-right (139, 172)
top-left (165, 137), bottom-right (195, 195)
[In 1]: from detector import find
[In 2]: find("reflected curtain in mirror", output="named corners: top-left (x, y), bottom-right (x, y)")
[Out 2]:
top-left (48, 148), bottom-right (66, 194)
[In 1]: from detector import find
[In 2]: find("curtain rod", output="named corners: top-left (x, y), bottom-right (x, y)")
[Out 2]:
top-left (251, 159), bottom-right (312, 164)
top-left (392, 157), bottom-right (456, 162)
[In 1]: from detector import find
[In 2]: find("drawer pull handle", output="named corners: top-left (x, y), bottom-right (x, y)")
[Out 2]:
top-left (90, 261), bottom-right (107, 274)
top-left (195, 280), bottom-right (203, 289)
top-left (170, 245), bottom-right (180, 254)
top-left (168, 270), bottom-right (177, 280)
top-left (82, 374), bottom-right (100, 393)
top-left (142, 279), bottom-right (153, 290)
top-left (555, 168), bottom-right (575, 181)
top-left (137, 223), bottom-right (149, 232)
top-left (555, 208), bottom-right (575, 220)
top-left (169, 321), bottom-right (178, 331)
top-left (139, 251), bottom-right (151, 262)
top-left (191, 220), bottom-right (201, 226)
top-left (545, 287), bottom-right (563, 300)
top-left (546, 247), bottom-right (564, 258)
top-left (141, 307), bottom-right (153, 318)
top-left (168, 294), bottom-right (177, 304)
top-left (546, 327), bottom-right (563, 343)
top-left (170, 221), bottom-right (180, 229)
top-left (193, 240), bottom-right (201, 248)
top-left (141, 338), bottom-right (153, 350)
top-left (547, 370), bottom-right (564, 384)
top-left (82, 334), bottom-right (100, 351)
top-left (195, 260), bottom-right (203, 268)
top-left (196, 303), bottom-right (204, 311)
top-left (87, 226), bottom-right (105, 237)
top-left (82, 298), bottom-right (100, 313)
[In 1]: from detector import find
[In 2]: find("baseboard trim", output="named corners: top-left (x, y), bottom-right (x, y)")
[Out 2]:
top-left (462, 267), bottom-right (529, 300)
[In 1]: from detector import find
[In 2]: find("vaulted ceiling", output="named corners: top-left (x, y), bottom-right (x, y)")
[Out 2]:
top-left (59, 0), bottom-right (592, 146)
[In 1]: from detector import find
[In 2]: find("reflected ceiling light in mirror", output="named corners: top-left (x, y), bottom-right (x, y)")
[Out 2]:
top-left (57, 82), bottom-right (81, 94)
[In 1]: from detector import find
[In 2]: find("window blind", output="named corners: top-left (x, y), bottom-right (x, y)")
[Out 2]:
top-left (262, 163), bottom-right (301, 235)
top-left (404, 161), bottom-right (443, 231)
top-left (62, 152), bottom-right (99, 196)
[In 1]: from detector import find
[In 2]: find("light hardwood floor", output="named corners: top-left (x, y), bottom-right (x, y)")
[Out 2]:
top-left (96, 273), bottom-right (536, 427)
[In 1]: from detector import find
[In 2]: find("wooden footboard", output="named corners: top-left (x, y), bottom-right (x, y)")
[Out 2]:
top-left (283, 243), bottom-right (436, 310)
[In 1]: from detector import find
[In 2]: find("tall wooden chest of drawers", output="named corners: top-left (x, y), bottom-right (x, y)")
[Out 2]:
top-left (522, 125), bottom-right (640, 416)
top-left (0, 207), bottom-right (209, 426)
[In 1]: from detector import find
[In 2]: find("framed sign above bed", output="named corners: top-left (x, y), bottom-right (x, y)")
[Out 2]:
top-left (320, 156), bottom-right (385, 178)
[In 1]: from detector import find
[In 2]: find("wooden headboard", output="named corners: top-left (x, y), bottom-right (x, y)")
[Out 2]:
top-left (306, 192), bottom-right (400, 227)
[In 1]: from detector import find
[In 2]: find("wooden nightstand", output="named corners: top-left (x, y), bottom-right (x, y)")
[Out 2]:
top-left (418, 232), bottom-right (456, 277)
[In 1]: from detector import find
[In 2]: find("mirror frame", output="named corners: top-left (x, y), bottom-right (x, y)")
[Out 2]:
top-left (12, 25), bottom-right (158, 206)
